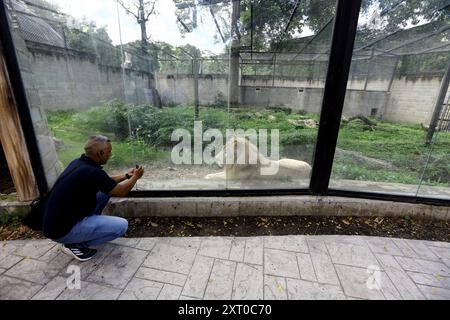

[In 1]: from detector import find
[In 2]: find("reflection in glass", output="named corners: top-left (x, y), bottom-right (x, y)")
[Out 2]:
top-left (330, 0), bottom-right (450, 199)
top-left (7, 0), bottom-right (335, 191)
top-left (7, 0), bottom-right (448, 200)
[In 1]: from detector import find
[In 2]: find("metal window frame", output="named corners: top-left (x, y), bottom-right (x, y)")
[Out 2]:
top-left (1, 0), bottom-right (449, 206)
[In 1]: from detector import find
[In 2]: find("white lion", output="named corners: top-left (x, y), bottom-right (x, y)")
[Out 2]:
top-left (205, 136), bottom-right (312, 180)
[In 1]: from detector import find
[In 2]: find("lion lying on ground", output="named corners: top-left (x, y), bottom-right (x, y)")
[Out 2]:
top-left (205, 136), bottom-right (312, 180)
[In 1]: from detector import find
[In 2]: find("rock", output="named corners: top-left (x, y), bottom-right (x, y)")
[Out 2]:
top-left (287, 118), bottom-right (317, 128)
top-left (167, 167), bottom-right (176, 171)
top-left (348, 115), bottom-right (377, 126)
top-left (303, 119), bottom-right (317, 128)
top-left (335, 147), bottom-right (397, 170)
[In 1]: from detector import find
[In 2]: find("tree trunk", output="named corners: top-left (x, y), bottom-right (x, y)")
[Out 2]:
top-left (228, 0), bottom-right (240, 109)
top-left (139, 0), bottom-right (148, 55)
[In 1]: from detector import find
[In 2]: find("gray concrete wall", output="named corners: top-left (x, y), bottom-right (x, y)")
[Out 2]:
top-left (240, 86), bottom-right (388, 117)
top-left (155, 73), bottom-right (228, 106)
top-left (156, 72), bottom-right (447, 124)
top-left (26, 42), bottom-right (154, 110)
top-left (384, 74), bottom-right (450, 124)
top-left (242, 75), bottom-right (392, 91)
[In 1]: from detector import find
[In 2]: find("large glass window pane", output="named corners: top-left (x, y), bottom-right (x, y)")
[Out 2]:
top-left (129, 0), bottom-right (337, 191)
top-left (5, 0), bottom-right (337, 192)
top-left (226, 0), bottom-right (336, 190)
top-left (330, 0), bottom-right (450, 200)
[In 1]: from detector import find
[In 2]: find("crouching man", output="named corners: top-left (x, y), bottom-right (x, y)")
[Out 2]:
top-left (43, 135), bottom-right (144, 261)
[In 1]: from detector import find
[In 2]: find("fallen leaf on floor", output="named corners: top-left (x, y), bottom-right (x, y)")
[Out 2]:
top-left (276, 284), bottom-right (285, 292)
top-left (151, 222), bottom-right (158, 227)
top-left (342, 219), bottom-right (351, 225)
top-left (375, 217), bottom-right (384, 224)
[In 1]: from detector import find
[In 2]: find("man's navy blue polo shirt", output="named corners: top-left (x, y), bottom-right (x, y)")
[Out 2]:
top-left (43, 154), bottom-right (118, 240)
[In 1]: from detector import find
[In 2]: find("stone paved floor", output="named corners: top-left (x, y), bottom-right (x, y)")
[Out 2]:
top-left (0, 235), bottom-right (449, 300)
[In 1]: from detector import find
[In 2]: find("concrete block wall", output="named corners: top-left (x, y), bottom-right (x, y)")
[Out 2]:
top-left (239, 86), bottom-right (388, 118)
top-left (384, 74), bottom-right (450, 124)
top-left (156, 73), bottom-right (446, 125)
top-left (242, 75), bottom-right (392, 92)
top-left (241, 75), bottom-right (325, 89)
top-left (156, 73), bottom-right (228, 106)
top-left (26, 43), bottom-right (154, 110)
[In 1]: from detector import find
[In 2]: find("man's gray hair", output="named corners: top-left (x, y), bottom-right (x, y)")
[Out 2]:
top-left (84, 135), bottom-right (111, 155)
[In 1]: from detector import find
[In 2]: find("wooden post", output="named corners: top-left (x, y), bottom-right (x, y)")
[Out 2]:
top-left (0, 53), bottom-right (38, 201)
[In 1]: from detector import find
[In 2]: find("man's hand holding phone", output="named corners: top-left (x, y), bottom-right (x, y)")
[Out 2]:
top-left (133, 165), bottom-right (144, 179)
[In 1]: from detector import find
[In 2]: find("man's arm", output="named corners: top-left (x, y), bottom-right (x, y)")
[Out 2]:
top-left (109, 167), bottom-right (144, 197)
top-left (110, 167), bottom-right (136, 183)
top-left (110, 173), bottom-right (127, 183)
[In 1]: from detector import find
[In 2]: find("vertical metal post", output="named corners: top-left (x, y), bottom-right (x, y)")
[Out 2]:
top-left (387, 56), bottom-right (399, 92)
top-left (426, 62), bottom-right (450, 145)
top-left (363, 47), bottom-right (374, 91)
top-left (61, 26), bottom-right (67, 49)
top-left (193, 54), bottom-right (199, 119)
top-left (272, 54), bottom-right (276, 87)
top-left (310, 0), bottom-right (362, 194)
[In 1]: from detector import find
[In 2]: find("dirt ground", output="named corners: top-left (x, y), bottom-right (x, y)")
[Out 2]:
top-left (1, 215), bottom-right (448, 242)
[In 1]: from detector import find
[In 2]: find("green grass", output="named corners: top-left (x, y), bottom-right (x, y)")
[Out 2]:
top-left (335, 119), bottom-right (450, 185)
top-left (47, 108), bottom-right (167, 170)
top-left (46, 103), bottom-right (450, 186)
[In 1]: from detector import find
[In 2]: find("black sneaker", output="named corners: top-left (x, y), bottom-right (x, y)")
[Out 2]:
top-left (61, 244), bottom-right (97, 261)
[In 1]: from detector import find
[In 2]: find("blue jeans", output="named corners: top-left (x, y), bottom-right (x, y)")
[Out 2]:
top-left (54, 192), bottom-right (128, 248)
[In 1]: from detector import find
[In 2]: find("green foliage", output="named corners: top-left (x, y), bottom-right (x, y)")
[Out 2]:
top-left (398, 52), bottom-right (450, 74)
top-left (47, 103), bottom-right (450, 186)
top-left (65, 26), bottom-right (121, 67)
top-left (0, 213), bottom-right (21, 226)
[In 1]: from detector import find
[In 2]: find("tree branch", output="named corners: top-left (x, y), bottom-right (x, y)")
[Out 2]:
top-left (145, 1), bottom-right (156, 21)
top-left (117, 0), bottom-right (139, 20)
top-left (177, 15), bottom-right (191, 33)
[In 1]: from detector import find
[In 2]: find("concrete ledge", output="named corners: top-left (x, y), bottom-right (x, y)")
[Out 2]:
top-left (1, 196), bottom-right (448, 220)
top-left (0, 201), bottom-right (31, 217)
top-left (102, 196), bottom-right (449, 220)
